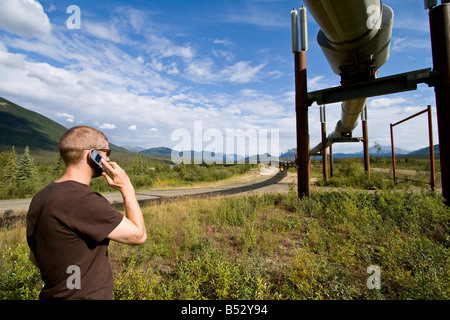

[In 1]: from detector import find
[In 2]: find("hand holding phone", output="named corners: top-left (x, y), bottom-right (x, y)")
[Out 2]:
top-left (90, 150), bottom-right (112, 177)
top-left (98, 158), bottom-right (134, 195)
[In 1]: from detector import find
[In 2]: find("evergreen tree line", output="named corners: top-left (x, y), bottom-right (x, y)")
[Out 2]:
top-left (0, 146), bottom-right (40, 199)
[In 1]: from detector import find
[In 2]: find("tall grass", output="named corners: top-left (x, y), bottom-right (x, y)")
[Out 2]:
top-left (311, 157), bottom-right (441, 190)
top-left (2, 187), bottom-right (449, 300)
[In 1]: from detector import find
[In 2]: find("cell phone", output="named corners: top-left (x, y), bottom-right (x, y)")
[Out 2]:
top-left (90, 150), bottom-right (112, 177)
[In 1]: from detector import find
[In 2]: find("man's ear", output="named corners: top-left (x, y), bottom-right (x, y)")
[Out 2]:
top-left (86, 149), bottom-right (94, 166)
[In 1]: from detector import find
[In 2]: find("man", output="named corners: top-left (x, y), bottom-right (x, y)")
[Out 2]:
top-left (26, 125), bottom-right (147, 300)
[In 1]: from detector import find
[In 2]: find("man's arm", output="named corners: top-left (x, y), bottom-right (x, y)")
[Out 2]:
top-left (101, 160), bottom-right (147, 245)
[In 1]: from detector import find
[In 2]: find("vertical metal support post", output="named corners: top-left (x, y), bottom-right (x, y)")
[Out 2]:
top-left (427, 105), bottom-right (436, 191)
top-left (429, 4), bottom-right (450, 205)
top-left (329, 144), bottom-right (334, 178)
top-left (295, 51), bottom-right (310, 198)
top-left (361, 106), bottom-right (370, 178)
top-left (320, 105), bottom-right (328, 182)
top-left (390, 123), bottom-right (397, 184)
top-left (293, 6), bottom-right (310, 198)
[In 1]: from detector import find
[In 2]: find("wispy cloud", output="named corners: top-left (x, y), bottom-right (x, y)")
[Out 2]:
top-left (84, 21), bottom-right (123, 43)
top-left (223, 61), bottom-right (266, 83)
top-left (391, 37), bottom-right (430, 54)
top-left (213, 39), bottom-right (233, 46)
top-left (223, 3), bottom-right (287, 28)
top-left (368, 97), bottom-right (408, 109)
top-left (145, 34), bottom-right (195, 59)
top-left (185, 59), bottom-right (266, 84)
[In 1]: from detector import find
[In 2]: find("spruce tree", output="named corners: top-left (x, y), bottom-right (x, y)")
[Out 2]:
top-left (132, 153), bottom-right (146, 175)
top-left (0, 146), bottom-right (18, 184)
top-left (53, 155), bottom-right (65, 177)
top-left (16, 146), bottom-right (37, 182)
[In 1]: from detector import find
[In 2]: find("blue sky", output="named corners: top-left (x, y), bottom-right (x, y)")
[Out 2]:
top-left (0, 0), bottom-right (438, 155)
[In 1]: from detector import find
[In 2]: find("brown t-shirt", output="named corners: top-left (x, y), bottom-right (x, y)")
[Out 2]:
top-left (27, 180), bottom-right (123, 300)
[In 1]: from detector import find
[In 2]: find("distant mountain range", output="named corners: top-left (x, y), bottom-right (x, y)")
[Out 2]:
top-left (407, 144), bottom-right (440, 157)
top-left (279, 144), bottom-right (440, 160)
top-left (140, 147), bottom-right (172, 157)
top-left (135, 146), bottom-right (276, 164)
top-left (0, 96), bottom-right (440, 161)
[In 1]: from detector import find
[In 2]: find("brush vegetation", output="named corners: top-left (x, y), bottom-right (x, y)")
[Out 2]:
top-left (1, 170), bottom-right (449, 299)
top-left (311, 157), bottom-right (441, 191)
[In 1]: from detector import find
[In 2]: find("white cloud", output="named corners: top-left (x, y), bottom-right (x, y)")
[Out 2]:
top-left (128, 125), bottom-right (137, 130)
top-left (213, 39), bottom-right (232, 46)
top-left (391, 37), bottom-right (429, 54)
top-left (185, 59), bottom-right (216, 83)
top-left (99, 123), bottom-right (117, 130)
top-left (212, 49), bottom-right (234, 62)
top-left (240, 89), bottom-right (259, 97)
top-left (368, 97), bottom-right (408, 109)
top-left (224, 6), bottom-right (286, 28)
top-left (223, 61), bottom-right (266, 84)
top-left (47, 4), bottom-right (56, 13)
top-left (146, 34), bottom-right (195, 59)
top-left (56, 112), bottom-right (75, 123)
top-left (308, 75), bottom-right (329, 91)
top-left (393, 14), bottom-right (430, 32)
top-left (119, 7), bottom-right (147, 33)
top-left (186, 60), bottom-right (266, 84)
top-left (27, 62), bottom-right (71, 87)
top-left (0, 0), bottom-right (52, 38)
top-left (167, 64), bottom-right (179, 75)
top-left (84, 21), bottom-right (123, 43)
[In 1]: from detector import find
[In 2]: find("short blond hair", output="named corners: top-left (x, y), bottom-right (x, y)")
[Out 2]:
top-left (58, 126), bottom-right (108, 166)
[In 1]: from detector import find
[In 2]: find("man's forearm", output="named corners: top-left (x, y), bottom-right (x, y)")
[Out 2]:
top-left (121, 186), bottom-right (147, 241)
top-left (101, 160), bottom-right (147, 244)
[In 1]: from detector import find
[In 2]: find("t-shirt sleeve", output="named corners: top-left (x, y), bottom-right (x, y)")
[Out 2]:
top-left (68, 192), bottom-right (124, 244)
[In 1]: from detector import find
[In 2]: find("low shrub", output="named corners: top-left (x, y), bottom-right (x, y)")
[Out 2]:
top-left (1, 189), bottom-right (449, 300)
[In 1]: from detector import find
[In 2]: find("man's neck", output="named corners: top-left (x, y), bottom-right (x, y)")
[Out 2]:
top-left (56, 166), bottom-right (92, 186)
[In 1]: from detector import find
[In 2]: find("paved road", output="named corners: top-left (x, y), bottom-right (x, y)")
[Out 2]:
top-left (0, 171), bottom-right (291, 222)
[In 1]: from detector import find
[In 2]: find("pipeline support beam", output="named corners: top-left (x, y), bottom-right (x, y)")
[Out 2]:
top-left (308, 68), bottom-right (432, 106)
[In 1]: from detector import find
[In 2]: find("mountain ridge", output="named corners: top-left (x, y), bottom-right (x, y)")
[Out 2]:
top-left (0, 97), bottom-right (130, 155)
top-left (279, 144), bottom-right (440, 160)
top-left (0, 97), bottom-right (67, 153)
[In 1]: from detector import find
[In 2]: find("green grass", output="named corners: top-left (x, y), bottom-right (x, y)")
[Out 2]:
top-left (2, 186), bottom-right (449, 300)
top-left (311, 157), bottom-right (440, 191)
